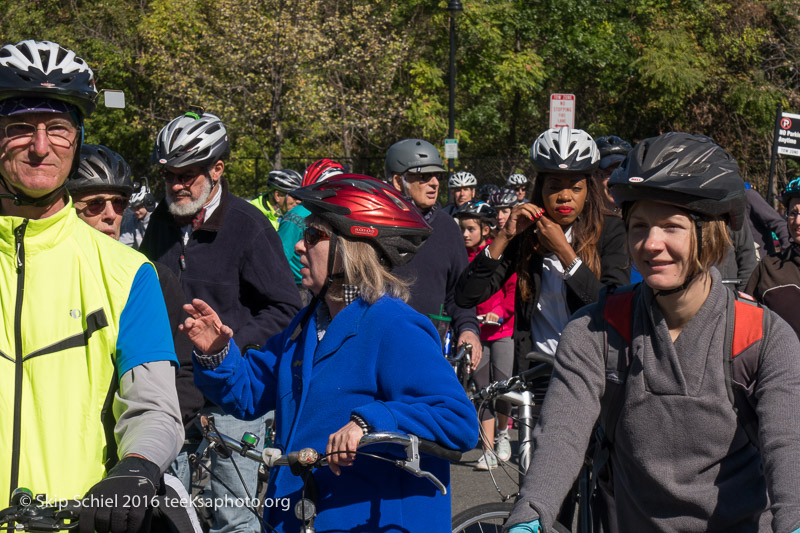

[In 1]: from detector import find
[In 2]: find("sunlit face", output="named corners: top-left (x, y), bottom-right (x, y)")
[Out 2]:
top-left (788, 198), bottom-right (800, 245)
top-left (134, 205), bottom-right (149, 220)
top-left (496, 207), bottom-right (511, 230)
top-left (628, 201), bottom-right (696, 291)
top-left (452, 186), bottom-right (475, 207)
top-left (162, 160), bottom-right (223, 217)
top-left (295, 222), bottom-right (332, 296)
top-left (73, 191), bottom-right (129, 240)
top-left (540, 173), bottom-right (589, 227)
top-left (393, 172), bottom-right (441, 210)
top-left (460, 217), bottom-right (489, 249)
top-left (514, 185), bottom-right (527, 201)
top-left (0, 112), bottom-right (79, 198)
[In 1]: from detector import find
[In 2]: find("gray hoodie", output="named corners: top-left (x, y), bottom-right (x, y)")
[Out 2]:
top-left (507, 269), bottom-right (800, 532)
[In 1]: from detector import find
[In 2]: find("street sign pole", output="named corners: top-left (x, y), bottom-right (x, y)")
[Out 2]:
top-left (767, 104), bottom-right (782, 206)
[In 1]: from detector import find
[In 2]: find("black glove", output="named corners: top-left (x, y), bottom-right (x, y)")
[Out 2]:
top-left (79, 456), bottom-right (160, 533)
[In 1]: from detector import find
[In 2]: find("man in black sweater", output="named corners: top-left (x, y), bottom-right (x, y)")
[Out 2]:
top-left (140, 111), bottom-right (301, 533)
top-left (385, 139), bottom-right (482, 365)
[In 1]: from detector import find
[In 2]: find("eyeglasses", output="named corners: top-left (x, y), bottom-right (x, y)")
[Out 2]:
top-left (404, 172), bottom-right (442, 183)
top-left (160, 167), bottom-right (206, 185)
top-left (303, 226), bottom-right (331, 246)
top-left (515, 186), bottom-right (527, 192)
top-left (75, 196), bottom-right (129, 216)
top-left (1, 121), bottom-right (78, 149)
top-left (789, 210), bottom-right (800, 219)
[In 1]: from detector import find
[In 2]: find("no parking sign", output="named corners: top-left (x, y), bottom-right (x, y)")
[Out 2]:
top-left (777, 112), bottom-right (800, 157)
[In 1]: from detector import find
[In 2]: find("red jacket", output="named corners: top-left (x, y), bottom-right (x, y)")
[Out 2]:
top-left (467, 243), bottom-right (516, 342)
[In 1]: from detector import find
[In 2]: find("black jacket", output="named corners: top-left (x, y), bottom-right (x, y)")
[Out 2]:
top-left (141, 179), bottom-right (302, 407)
top-left (393, 205), bottom-right (479, 337)
top-left (455, 215), bottom-right (630, 358)
top-left (745, 245), bottom-right (800, 339)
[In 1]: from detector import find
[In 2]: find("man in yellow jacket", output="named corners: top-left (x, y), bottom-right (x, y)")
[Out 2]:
top-left (0, 40), bottom-right (183, 533)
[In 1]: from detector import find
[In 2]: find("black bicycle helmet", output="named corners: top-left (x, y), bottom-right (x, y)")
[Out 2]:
top-left (291, 174), bottom-right (432, 268)
top-left (530, 127), bottom-right (600, 174)
top-left (488, 187), bottom-right (520, 209)
top-left (596, 135), bottom-right (632, 170)
top-left (0, 40), bottom-right (97, 118)
top-left (478, 183), bottom-right (500, 201)
top-left (68, 144), bottom-right (133, 196)
top-left (608, 132), bottom-right (746, 230)
top-left (453, 200), bottom-right (497, 224)
top-left (268, 169), bottom-right (302, 192)
top-left (780, 177), bottom-right (800, 208)
top-left (152, 112), bottom-right (229, 168)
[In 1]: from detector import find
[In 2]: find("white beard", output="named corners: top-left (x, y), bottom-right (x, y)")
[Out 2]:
top-left (166, 176), bottom-right (213, 217)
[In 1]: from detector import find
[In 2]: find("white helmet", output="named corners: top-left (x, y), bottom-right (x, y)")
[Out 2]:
top-left (449, 171), bottom-right (477, 188)
top-left (506, 173), bottom-right (528, 186)
top-left (530, 127), bottom-right (599, 173)
top-left (152, 112), bottom-right (229, 168)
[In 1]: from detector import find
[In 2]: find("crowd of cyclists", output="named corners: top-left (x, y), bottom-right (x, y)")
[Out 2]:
top-left (3, 38), bottom-right (800, 533)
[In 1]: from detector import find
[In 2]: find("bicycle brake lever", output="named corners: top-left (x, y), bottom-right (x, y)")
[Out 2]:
top-left (395, 434), bottom-right (448, 495)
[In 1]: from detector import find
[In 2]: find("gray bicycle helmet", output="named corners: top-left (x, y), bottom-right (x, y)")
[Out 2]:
top-left (384, 139), bottom-right (445, 178)
top-left (151, 112), bottom-right (229, 168)
top-left (68, 144), bottom-right (133, 196)
top-left (608, 132), bottom-right (746, 230)
top-left (506, 173), bottom-right (528, 186)
top-left (596, 135), bottom-right (632, 170)
top-left (0, 40), bottom-right (97, 118)
top-left (488, 187), bottom-right (520, 208)
top-left (530, 127), bottom-right (599, 174)
top-left (449, 171), bottom-right (477, 188)
top-left (268, 169), bottom-right (302, 192)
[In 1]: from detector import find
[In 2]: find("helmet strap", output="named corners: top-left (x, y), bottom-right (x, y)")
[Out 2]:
top-left (654, 216), bottom-right (704, 297)
top-left (0, 174), bottom-right (68, 207)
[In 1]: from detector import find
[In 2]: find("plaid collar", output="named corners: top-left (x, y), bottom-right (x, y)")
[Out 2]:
top-left (315, 285), bottom-right (361, 341)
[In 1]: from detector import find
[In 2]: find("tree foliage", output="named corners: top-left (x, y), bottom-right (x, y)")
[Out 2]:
top-left (0, 0), bottom-right (797, 198)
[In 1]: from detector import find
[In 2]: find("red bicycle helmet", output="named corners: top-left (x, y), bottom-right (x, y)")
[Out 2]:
top-left (301, 158), bottom-right (345, 187)
top-left (291, 174), bottom-right (432, 268)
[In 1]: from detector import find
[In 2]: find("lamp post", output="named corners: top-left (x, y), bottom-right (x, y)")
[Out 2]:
top-left (447, 0), bottom-right (462, 175)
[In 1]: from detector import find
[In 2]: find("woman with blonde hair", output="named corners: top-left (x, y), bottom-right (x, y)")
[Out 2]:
top-left (181, 175), bottom-right (478, 533)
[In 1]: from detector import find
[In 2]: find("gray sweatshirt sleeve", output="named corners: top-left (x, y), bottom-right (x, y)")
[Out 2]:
top-left (113, 360), bottom-right (184, 472)
top-left (505, 306), bottom-right (607, 531)
top-left (753, 311), bottom-right (800, 532)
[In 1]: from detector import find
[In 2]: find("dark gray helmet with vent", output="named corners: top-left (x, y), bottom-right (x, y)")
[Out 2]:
top-left (68, 144), bottom-right (132, 196)
top-left (608, 132), bottom-right (746, 229)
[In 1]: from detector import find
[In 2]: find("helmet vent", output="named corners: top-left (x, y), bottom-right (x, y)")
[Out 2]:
top-left (54, 47), bottom-right (68, 65)
top-left (19, 45), bottom-right (34, 64)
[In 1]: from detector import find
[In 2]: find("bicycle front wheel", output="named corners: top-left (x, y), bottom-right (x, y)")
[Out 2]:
top-left (451, 502), bottom-right (570, 533)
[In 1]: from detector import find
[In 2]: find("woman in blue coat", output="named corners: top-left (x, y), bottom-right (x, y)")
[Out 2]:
top-left (182, 175), bottom-right (479, 533)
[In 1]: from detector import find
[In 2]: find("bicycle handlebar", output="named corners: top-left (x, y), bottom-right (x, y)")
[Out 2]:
top-left (0, 489), bottom-right (80, 531)
top-left (203, 427), bottom-right (460, 495)
top-left (446, 342), bottom-right (472, 363)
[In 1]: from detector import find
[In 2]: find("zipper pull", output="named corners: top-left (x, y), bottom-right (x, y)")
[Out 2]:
top-left (14, 222), bottom-right (27, 273)
top-left (180, 253), bottom-right (186, 271)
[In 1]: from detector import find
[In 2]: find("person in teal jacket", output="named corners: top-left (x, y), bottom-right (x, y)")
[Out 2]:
top-left (183, 175), bottom-right (479, 533)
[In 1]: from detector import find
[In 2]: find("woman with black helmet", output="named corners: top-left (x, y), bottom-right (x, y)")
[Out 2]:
top-left (745, 176), bottom-right (800, 339)
top-left (180, 175), bottom-right (479, 533)
top-left (506, 133), bottom-right (800, 533)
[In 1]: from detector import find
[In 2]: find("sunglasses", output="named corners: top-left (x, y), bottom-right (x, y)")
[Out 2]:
top-left (76, 196), bottom-right (129, 216)
top-left (160, 167), bottom-right (206, 185)
top-left (303, 226), bottom-right (331, 246)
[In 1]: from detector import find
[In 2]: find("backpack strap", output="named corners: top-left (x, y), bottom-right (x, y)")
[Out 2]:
top-left (599, 283), bottom-right (639, 447)
top-left (724, 290), bottom-right (769, 448)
